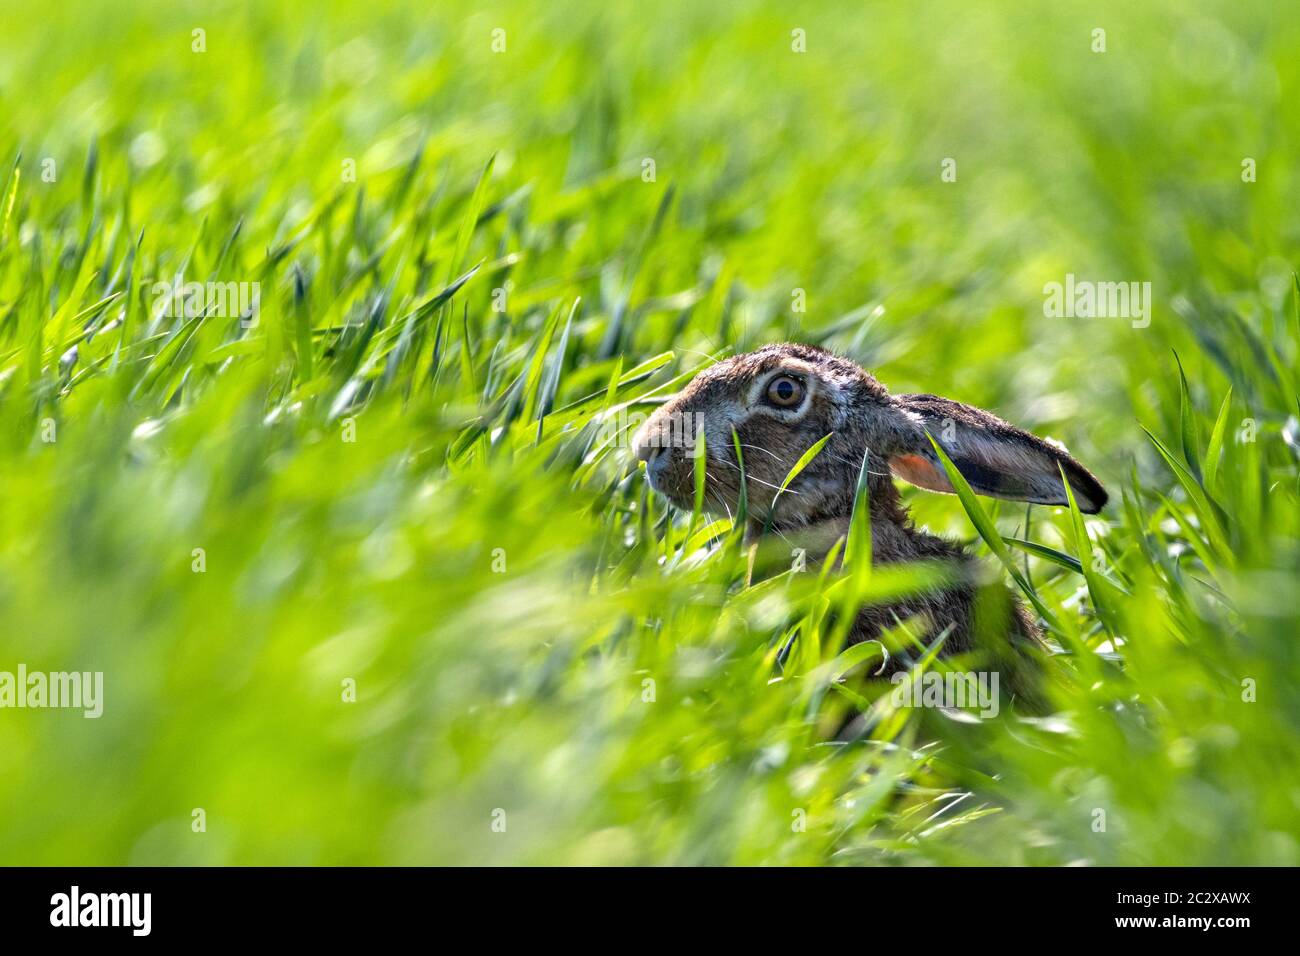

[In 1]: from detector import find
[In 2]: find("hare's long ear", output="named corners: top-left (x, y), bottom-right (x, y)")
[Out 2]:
top-left (888, 394), bottom-right (1108, 514)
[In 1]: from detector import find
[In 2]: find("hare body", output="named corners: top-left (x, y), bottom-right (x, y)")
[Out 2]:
top-left (632, 343), bottom-right (1106, 682)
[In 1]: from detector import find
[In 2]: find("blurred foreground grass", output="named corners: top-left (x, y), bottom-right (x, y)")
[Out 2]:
top-left (0, 0), bottom-right (1297, 864)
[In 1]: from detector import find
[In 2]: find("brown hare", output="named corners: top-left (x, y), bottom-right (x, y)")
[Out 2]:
top-left (631, 343), bottom-right (1106, 696)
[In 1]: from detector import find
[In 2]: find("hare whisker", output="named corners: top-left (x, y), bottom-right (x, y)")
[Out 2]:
top-left (712, 457), bottom-right (792, 493)
top-left (824, 449), bottom-right (890, 477)
top-left (737, 443), bottom-right (787, 464)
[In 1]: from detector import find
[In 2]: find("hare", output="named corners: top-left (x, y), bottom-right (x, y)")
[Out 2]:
top-left (631, 343), bottom-right (1107, 694)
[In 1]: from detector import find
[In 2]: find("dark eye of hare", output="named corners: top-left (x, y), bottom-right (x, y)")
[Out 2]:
top-left (764, 374), bottom-right (805, 408)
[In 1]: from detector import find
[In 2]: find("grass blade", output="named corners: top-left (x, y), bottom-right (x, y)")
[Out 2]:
top-left (926, 432), bottom-right (1060, 630)
top-left (1202, 385), bottom-right (1233, 495)
top-left (1173, 351), bottom-right (1202, 482)
top-left (765, 432), bottom-right (832, 532)
top-left (1001, 536), bottom-right (1084, 575)
top-left (1140, 425), bottom-right (1232, 564)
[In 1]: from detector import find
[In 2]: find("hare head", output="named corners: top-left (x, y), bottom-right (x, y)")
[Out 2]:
top-left (630, 343), bottom-right (1106, 537)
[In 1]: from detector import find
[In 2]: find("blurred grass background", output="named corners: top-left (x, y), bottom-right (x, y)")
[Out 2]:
top-left (0, 0), bottom-right (1297, 864)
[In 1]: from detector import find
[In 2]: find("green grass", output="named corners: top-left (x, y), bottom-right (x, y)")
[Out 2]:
top-left (0, 0), bottom-right (1297, 865)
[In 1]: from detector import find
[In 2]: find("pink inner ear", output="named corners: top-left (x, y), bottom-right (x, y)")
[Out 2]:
top-left (889, 453), bottom-right (955, 494)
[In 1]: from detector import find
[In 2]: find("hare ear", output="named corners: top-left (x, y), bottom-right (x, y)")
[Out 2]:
top-left (888, 394), bottom-right (1108, 514)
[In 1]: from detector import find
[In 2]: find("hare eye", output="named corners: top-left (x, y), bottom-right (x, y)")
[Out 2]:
top-left (764, 375), bottom-right (805, 408)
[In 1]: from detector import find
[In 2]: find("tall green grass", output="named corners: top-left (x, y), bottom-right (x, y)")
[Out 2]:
top-left (0, 0), bottom-right (1296, 864)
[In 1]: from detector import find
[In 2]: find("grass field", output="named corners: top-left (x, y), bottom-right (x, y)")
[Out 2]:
top-left (0, 0), bottom-right (1297, 865)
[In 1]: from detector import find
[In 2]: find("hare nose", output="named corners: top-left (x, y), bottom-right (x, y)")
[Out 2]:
top-left (631, 427), bottom-right (672, 484)
top-left (631, 422), bottom-right (661, 463)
